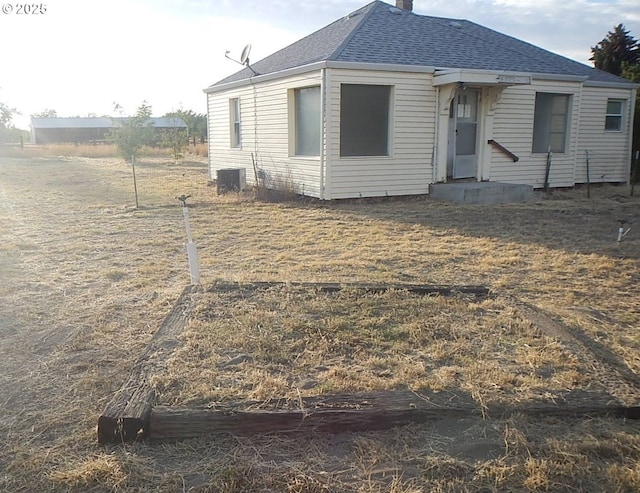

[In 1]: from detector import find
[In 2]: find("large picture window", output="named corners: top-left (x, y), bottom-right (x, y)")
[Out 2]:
top-left (605, 99), bottom-right (623, 131)
top-left (294, 86), bottom-right (321, 156)
top-left (340, 84), bottom-right (391, 157)
top-left (532, 93), bottom-right (569, 153)
top-left (230, 98), bottom-right (241, 148)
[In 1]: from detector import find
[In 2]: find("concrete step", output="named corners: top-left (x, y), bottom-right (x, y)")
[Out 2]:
top-left (429, 182), bottom-right (535, 204)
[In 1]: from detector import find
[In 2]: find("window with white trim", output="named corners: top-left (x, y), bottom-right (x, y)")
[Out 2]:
top-left (532, 92), bottom-right (570, 153)
top-left (340, 84), bottom-right (391, 157)
top-left (605, 99), bottom-right (623, 131)
top-left (230, 98), bottom-right (241, 148)
top-left (294, 86), bottom-right (321, 156)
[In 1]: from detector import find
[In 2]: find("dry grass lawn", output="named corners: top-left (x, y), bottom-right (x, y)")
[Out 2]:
top-left (156, 287), bottom-right (594, 409)
top-left (0, 154), bottom-right (639, 492)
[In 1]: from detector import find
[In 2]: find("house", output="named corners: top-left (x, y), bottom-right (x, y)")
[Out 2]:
top-left (204, 0), bottom-right (638, 200)
top-left (30, 117), bottom-right (187, 145)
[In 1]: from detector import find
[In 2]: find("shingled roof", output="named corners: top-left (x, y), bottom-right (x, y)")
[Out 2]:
top-left (208, 0), bottom-right (629, 89)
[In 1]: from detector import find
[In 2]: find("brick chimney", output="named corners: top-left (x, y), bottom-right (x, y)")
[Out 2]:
top-left (396, 0), bottom-right (413, 11)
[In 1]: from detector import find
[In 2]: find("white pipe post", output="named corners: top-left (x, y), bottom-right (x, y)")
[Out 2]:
top-left (617, 220), bottom-right (631, 248)
top-left (182, 204), bottom-right (193, 243)
top-left (181, 201), bottom-right (200, 284)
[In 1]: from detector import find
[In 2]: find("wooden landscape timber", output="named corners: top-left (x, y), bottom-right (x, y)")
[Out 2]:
top-left (150, 389), bottom-right (640, 441)
top-left (509, 298), bottom-right (640, 406)
top-left (97, 284), bottom-right (202, 444)
top-left (97, 281), bottom-right (488, 444)
top-left (98, 281), bottom-right (640, 444)
top-left (211, 280), bottom-right (491, 297)
top-left (151, 390), bottom-right (474, 439)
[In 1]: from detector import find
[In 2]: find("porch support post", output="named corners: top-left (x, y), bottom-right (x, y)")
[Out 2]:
top-left (435, 84), bottom-right (457, 183)
top-left (478, 86), bottom-right (504, 182)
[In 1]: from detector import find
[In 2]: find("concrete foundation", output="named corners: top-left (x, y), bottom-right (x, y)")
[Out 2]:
top-left (429, 182), bottom-right (535, 204)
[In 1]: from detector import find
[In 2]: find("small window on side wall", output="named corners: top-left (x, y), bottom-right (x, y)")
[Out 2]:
top-left (532, 92), bottom-right (569, 153)
top-left (605, 99), bottom-right (623, 131)
top-left (230, 98), bottom-right (241, 148)
top-left (340, 84), bottom-right (391, 157)
top-left (294, 86), bottom-right (321, 156)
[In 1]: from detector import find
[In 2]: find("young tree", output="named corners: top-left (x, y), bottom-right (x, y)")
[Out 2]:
top-left (108, 102), bottom-right (154, 208)
top-left (160, 114), bottom-right (188, 163)
top-left (1, 101), bottom-right (14, 126)
top-left (108, 101), bottom-right (154, 161)
top-left (590, 24), bottom-right (639, 76)
top-left (0, 100), bottom-right (19, 144)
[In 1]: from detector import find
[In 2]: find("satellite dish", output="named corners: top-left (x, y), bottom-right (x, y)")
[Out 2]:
top-left (240, 44), bottom-right (252, 65)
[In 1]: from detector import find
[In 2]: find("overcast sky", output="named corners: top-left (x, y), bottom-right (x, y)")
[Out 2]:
top-left (1, 0), bottom-right (638, 129)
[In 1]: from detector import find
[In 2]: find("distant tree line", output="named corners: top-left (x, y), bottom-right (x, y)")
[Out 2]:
top-left (31, 108), bottom-right (58, 118)
top-left (106, 103), bottom-right (207, 162)
top-left (164, 109), bottom-right (207, 145)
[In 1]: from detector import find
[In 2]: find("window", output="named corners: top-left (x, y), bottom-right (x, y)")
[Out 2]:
top-left (532, 93), bottom-right (570, 153)
top-left (294, 86), bottom-right (321, 156)
top-left (605, 99), bottom-right (623, 131)
top-left (340, 84), bottom-right (391, 157)
top-left (230, 98), bottom-right (241, 148)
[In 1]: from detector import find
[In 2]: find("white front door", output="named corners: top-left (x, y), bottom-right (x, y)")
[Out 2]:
top-left (448, 88), bottom-right (479, 179)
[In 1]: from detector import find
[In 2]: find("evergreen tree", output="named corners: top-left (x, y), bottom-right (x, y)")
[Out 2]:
top-left (590, 24), bottom-right (639, 76)
top-left (592, 26), bottom-right (640, 186)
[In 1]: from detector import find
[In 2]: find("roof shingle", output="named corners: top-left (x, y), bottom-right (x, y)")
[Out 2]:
top-left (208, 0), bottom-right (629, 88)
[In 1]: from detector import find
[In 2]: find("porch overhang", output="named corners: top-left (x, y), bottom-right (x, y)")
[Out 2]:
top-left (433, 68), bottom-right (532, 87)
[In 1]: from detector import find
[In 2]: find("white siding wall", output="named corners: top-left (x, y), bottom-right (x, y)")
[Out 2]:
top-left (490, 79), bottom-right (582, 188)
top-left (207, 71), bottom-right (323, 197)
top-left (325, 69), bottom-right (436, 199)
top-left (208, 68), bottom-right (635, 198)
top-left (576, 86), bottom-right (633, 184)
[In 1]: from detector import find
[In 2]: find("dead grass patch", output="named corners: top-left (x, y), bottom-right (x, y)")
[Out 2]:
top-left (153, 285), bottom-right (606, 411)
top-left (0, 143), bottom-right (208, 159)
top-left (1, 157), bottom-right (639, 492)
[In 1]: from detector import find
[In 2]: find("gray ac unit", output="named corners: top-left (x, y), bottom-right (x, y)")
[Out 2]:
top-left (217, 168), bottom-right (246, 194)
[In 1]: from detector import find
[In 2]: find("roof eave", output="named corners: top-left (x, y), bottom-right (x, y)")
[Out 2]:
top-left (202, 61), bottom-right (638, 95)
top-left (203, 61), bottom-right (328, 94)
top-left (203, 60), bottom-right (439, 94)
top-left (327, 60), bottom-right (436, 73)
top-left (433, 68), bottom-right (534, 86)
top-left (530, 73), bottom-right (589, 83)
top-left (583, 79), bottom-right (640, 89)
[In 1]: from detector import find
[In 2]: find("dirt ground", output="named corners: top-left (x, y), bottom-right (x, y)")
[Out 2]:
top-left (0, 157), bottom-right (198, 490)
top-left (1, 156), bottom-right (640, 492)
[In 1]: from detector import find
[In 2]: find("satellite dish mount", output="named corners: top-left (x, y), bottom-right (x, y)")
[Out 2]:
top-left (240, 44), bottom-right (251, 65)
top-left (225, 44), bottom-right (258, 75)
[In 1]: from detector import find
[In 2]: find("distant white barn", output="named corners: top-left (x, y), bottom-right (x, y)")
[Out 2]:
top-left (204, 0), bottom-right (638, 200)
top-left (30, 117), bottom-right (187, 145)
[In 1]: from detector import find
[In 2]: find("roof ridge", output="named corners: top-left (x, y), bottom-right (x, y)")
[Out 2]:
top-left (328, 1), bottom-right (382, 61)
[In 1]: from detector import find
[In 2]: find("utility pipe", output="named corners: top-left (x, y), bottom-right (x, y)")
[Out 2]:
top-left (177, 195), bottom-right (200, 284)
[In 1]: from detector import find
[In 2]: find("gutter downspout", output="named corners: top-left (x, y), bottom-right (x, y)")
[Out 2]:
top-left (572, 83), bottom-right (583, 186)
top-left (628, 87), bottom-right (637, 185)
top-left (320, 67), bottom-right (326, 200)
